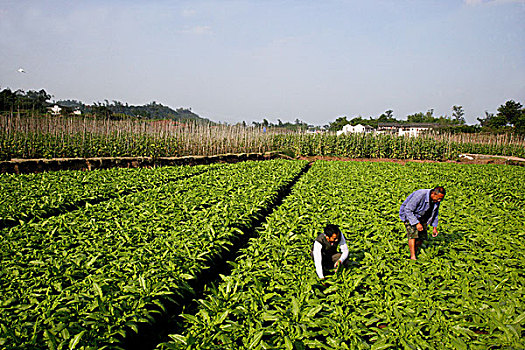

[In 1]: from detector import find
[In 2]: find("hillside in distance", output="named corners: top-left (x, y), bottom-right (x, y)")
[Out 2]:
top-left (57, 99), bottom-right (214, 123)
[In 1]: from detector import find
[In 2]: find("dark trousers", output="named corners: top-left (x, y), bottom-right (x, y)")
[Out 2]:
top-left (311, 251), bottom-right (343, 271)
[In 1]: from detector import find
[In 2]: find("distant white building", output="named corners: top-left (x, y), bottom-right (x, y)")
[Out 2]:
top-left (49, 105), bottom-right (62, 116)
top-left (73, 109), bottom-right (82, 115)
top-left (337, 123), bottom-right (374, 136)
top-left (398, 125), bottom-right (431, 137)
top-left (377, 123), bottom-right (436, 137)
top-left (306, 129), bottom-right (325, 134)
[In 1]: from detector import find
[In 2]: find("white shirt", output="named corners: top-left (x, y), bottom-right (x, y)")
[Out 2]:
top-left (313, 232), bottom-right (349, 279)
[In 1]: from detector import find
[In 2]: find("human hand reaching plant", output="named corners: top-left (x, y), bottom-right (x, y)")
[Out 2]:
top-left (334, 259), bottom-right (342, 272)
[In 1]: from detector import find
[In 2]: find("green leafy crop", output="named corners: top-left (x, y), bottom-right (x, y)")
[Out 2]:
top-left (0, 164), bottom-right (219, 228)
top-left (168, 161), bottom-right (525, 349)
top-left (0, 160), bottom-right (308, 349)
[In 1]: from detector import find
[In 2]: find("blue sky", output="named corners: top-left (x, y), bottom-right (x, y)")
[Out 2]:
top-left (1, 0), bottom-right (524, 125)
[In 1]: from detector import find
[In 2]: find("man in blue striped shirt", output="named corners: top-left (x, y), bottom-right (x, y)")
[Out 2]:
top-left (399, 186), bottom-right (446, 260)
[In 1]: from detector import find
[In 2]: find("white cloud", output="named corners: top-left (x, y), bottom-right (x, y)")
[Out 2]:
top-left (179, 25), bottom-right (213, 35)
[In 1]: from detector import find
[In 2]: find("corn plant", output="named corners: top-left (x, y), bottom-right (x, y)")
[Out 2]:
top-left (2, 114), bottom-right (525, 160)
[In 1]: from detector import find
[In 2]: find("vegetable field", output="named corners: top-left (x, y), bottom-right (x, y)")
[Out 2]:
top-left (0, 160), bottom-right (307, 349)
top-left (166, 161), bottom-right (525, 349)
top-left (0, 164), bottom-right (219, 228)
top-left (1, 160), bottom-right (524, 350)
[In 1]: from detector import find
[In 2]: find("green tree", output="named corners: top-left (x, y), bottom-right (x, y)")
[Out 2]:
top-left (452, 105), bottom-right (465, 125)
top-left (92, 104), bottom-right (113, 119)
top-left (497, 100), bottom-right (523, 128)
top-left (329, 116), bottom-right (350, 132)
top-left (477, 111), bottom-right (503, 128)
top-left (346, 116), bottom-right (378, 128)
top-left (407, 109), bottom-right (437, 123)
top-left (478, 100), bottom-right (524, 133)
top-left (0, 88), bottom-right (52, 114)
top-left (0, 88), bottom-right (16, 111)
top-left (407, 112), bottom-right (425, 123)
top-left (377, 110), bottom-right (396, 122)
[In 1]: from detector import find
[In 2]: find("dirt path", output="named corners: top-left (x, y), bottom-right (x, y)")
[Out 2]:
top-left (297, 154), bottom-right (525, 166)
top-left (458, 153), bottom-right (525, 164)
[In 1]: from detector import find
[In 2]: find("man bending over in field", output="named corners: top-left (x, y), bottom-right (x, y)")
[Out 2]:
top-left (311, 224), bottom-right (349, 280)
top-left (399, 186), bottom-right (445, 260)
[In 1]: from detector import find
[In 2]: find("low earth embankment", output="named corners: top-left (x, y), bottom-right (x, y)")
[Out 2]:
top-left (2, 151), bottom-right (525, 175)
top-left (0, 152), bottom-right (284, 174)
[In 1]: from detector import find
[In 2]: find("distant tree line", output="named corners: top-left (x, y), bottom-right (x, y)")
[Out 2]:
top-left (477, 100), bottom-right (525, 134)
top-left (326, 101), bottom-right (525, 134)
top-left (0, 87), bottom-right (212, 123)
top-left (58, 99), bottom-right (213, 123)
top-left (2, 87), bottom-right (523, 134)
top-left (0, 88), bottom-right (52, 114)
top-left (248, 118), bottom-right (313, 132)
top-left (328, 107), bottom-right (466, 132)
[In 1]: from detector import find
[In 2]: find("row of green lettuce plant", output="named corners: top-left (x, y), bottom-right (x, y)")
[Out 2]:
top-left (0, 164), bottom-right (220, 228)
top-left (165, 160), bottom-right (524, 349)
top-left (0, 159), bottom-right (308, 350)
